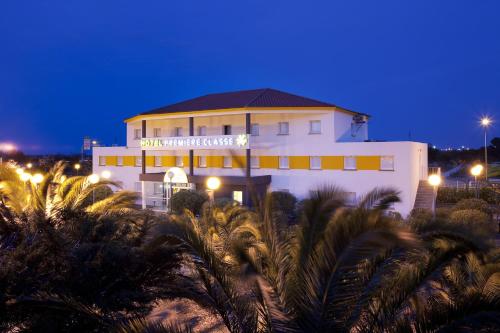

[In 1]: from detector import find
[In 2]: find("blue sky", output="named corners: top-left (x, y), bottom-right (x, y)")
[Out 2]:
top-left (0, 0), bottom-right (498, 153)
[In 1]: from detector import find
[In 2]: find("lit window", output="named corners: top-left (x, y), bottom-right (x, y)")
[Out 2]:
top-left (154, 156), bottom-right (162, 167)
top-left (99, 156), bottom-right (106, 166)
top-left (198, 156), bottom-right (207, 168)
top-left (309, 120), bottom-right (321, 134)
top-left (279, 156), bottom-right (289, 169)
top-left (174, 127), bottom-right (183, 137)
top-left (251, 123), bottom-right (259, 136)
top-left (176, 156), bottom-right (184, 167)
top-left (134, 129), bottom-right (142, 139)
top-left (380, 156), bottom-right (395, 171)
top-left (153, 183), bottom-right (164, 195)
top-left (135, 156), bottom-right (142, 167)
top-left (250, 156), bottom-right (260, 169)
top-left (310, 156), bottom-right (321, 170)
top-left (153, 128), bottom-right (162, 137)
top-left (117, 156), bottom-right (123, 166)
top-left (223, 125), bottom-right (232, 135)
top-left (278, 122), bottom-right (289, 135)
top-left (198, 126), bottom-right (207, 136)
top-left (223, 156), bottom-right (232, 168)
top-left (233, 191), bottom-right (243, 204)
top-left (344, 156), bottom-right (356, 170)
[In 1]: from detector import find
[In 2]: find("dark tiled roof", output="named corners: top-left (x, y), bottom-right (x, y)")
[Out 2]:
top-left (139, 88), bottom-right (361, 116)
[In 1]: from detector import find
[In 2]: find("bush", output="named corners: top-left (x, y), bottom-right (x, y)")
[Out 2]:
top-left (450, 209), bottom-right (491, 225)
top-left (170, 190), bottom-right (209, 215)
top-left (270, 191), bottom-right (298, 213)
top-left (437, 187), bottom-right (499, 204)
top-left (453, 198), bottom-right (492, 217)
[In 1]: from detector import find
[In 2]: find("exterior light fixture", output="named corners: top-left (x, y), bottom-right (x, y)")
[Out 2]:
top-left (26, 163), bottom-right (33, 169)
top-left (479, 116), bottom-right (492, 182)
top-left (206, 176), bottom-right (221, 191)
top-left (427, 174), bottom-right (442, 219)
top-left (31, 173), bottom-right (44, 185)
top-left (101, 170), bottom-right (111, 179)
top-left (15, 168), bottom-right (24, 175)
top-left (20, 172), bottom-right (32, 182)
top-left (470, 164), bottom-right (483, 198)
top-left (88, 174), bottom-right (100, 184)
top-left (74, 163), bottom-right (81, 175)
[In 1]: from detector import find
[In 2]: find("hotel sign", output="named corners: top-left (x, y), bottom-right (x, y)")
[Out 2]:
top-left (141, 134), bottom-right (250, 150)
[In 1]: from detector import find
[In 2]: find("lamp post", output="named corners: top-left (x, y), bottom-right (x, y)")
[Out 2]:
top-left (166, 170), bottom-right (175, 211)
top-left (101, 170), bottom-right (111, 180)
top-left (26, 163), bottom-right (33, 169)
top-left (470, 164), bottom-right (483, 198)
top-left (428, 174), bottom-right (442, 219)
top-left (74, 163), bottom-right (81, 175)
top-left (480, 117), bottom-right (491, 182)
top-left (31, 173), bottom-right (44, 188)
top-left (88, 173), bottom-right (100, 204)
top-left (206, 176), bottom-right (221, 203)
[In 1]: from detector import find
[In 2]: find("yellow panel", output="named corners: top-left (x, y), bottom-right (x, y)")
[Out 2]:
top-left (322, 156), bottom-right (343, 170)
top-left (123, 156), bottom-right (135, 167)
top-left (145, 156), bottom-right (155, 167)
top-left (193, 156), bottom-right (199, 168)
top-left (260, 156), bottom-right (279, 169)
top-left (105, 156), bottom-right (117, 166)
top-left (357, 156), bottom-right (381, 170)
top-left (183, 156), bottom-right (190, 167)
top-left (232, 155), bottom-right (246, 168)
top-left (162, 156), bottom-right (176, 167)
top-left (289, 156), bottom-right (309, 169)
top-left (207, 156), bottom-right (223, 168)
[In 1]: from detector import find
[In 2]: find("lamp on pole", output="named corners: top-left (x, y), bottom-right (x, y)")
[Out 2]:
top-left (74, 163), bottom-right (81, 175)
top-left (166, 170), bottom-right (175, 211)
top-left (88, 173), bottom-right (100, 204)
top-left (206, 176), bottom-right (221, 203)
top-left (470, 164), bottom-right (483, 198)
top-left (480, 117), bottom-right (491, 182)
top-left (428, 173), bottom-right (442, 219)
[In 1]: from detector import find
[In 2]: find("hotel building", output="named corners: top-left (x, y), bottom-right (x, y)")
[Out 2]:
top-left (93, 88), bottom-right (428, 216)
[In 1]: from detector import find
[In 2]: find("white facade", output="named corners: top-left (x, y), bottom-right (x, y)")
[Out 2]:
top-left (93, 106), bottom-right (427, 216)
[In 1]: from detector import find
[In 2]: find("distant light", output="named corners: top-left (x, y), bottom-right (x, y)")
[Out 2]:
top-left (88, 174), bottom-right (100, 184)
top-left (92, 140), bottom-right (97, 145)
top-left (74, 163), bottom-right (81, 170)
top-left (26, 163), bottom-right (33, 169)
top-left (206, 176), bottom-right (221, 190)
top-left (428, 174), bottom-right (441, 187)
top-left (20, 172), bottom-right (32, 182)
top-left (480, 117), bottom-right (492, 127)
top-left (31, 173), bottom-right (44, 184)
top-left (470, 164), bottom-right (483, 177)
top-left (15, 168), bottom-right (24, 175)
top-left (0, 143), bottom-right (16, 152)
top-left (101, 170), bottom-right (111, 179)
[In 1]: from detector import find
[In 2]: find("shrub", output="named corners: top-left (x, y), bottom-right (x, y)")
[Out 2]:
top-left (453, 198), bottom-right (492, 217)
top-left (170, 190), bottom-right (209, 215)
top-left (214, 197), bottom-right (237, 208)
top-left (449, 209), bottom-right (495, 239)
top-left (270, 191), bottom-right (298, 221)
top-left (437, 187), bottom-right (499, 204)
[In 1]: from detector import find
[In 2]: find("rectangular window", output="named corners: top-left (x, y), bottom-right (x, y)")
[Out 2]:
top-left (154, 156), bottom-right (162, 167)
top-left (153, 183), bottom-right (164, 195)
top-left (380, 156), bottom-right (395, 171)
top-left (233, 191), bottom-right (243, 204)
top-left (278, 122), bottom-right (289, 135)
top-left (198, 126), bottom-right (207, 136)
top-left (279, 156), bottom-right (289, 169)
top-left (99, 156), bottom-right (106, 166)
top-left (174, 127), bottom-right (183, 137)
top-left (223, 125), bottom-right (232, 135)
top-left (198, 156), bottom-right (207, 168)
top-left (176, 156), bottom-right (184, 167)
top-left (134, 129), bottom-right (142, 139)
top-left (310, 156), bottom-right (321, 170)
top-left (117, 156), bottom-right (123, 166)
top-left (250, 156), bottom-right (260, 169)
top-left (344, 156), bottom-right (356, 170)
top-left (135, 156), bottom-right (142, 167)
top-left (153, 128), bottom-right (162, 137)
top-left (309, 120), bottom-right (321, 134)
top-left (251, 123), bottom-right (259, 136)
top-left (223, 156), bottom-right (232, 168)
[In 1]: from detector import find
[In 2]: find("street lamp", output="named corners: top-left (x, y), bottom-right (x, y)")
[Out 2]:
top-left (166, 170), bottom-right (175, 211)
top-left (74, 163), bottom-right (81, 175)
top-left (206, 176), bottom-right (221, 203)
top-left (470, 164), bottom-right (483, 198)
top-left (428, 174), bottom-right (442, 219)
top-left (15, 168), bottom-right (24, 175)
top-left (101, 170), bottom-right (111, 179)
top-left (88, 173), bottom-right (100, 204)
top-left (26, 163), bottom-right (33, 169)
top-left (19, 172), bottom-right (32, 182)
top-left (480, 116), bottom-right (492, 182)
top-left (31, 173), bottom-right (44, 186)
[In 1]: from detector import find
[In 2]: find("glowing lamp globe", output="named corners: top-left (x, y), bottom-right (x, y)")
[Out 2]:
top-left (26, 163), bottom-right (33, 169)
top-left (206, 177), bottom-right (221, 191)
top-left (470, 164), bottom-right (483, 177)
top-left (480, 117), bottom-right (491, 127)
top-left (74, 163), bottom-right (81, 170)
top-left (20, 172), bottom-right (32, 182)
top-left (16, 168), bottom-right (24, 175)
top-left (31, 173), bottom-right (44, 184)
top-left (428, 174), bottom-right (441, 187)
top-left (101, 170), bottom-right (111, 179)
top-left (88, 174), bottom-right (100, 184)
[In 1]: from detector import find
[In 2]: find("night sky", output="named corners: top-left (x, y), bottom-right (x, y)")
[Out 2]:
top-left (0, 0), bottom-right (499, 154)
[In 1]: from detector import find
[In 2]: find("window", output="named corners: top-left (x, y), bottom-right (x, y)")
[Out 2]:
top-left (99, 156), bottom-right (106, 166)
top-left (153, 128), bottom-right (162, 137)
top-left (279, 156), bottom-right (289, 169)
top-left (134, 129), bottom-right (142, 139)
top-left (154, 156), bottom-right (162, 167)
top-left (250, 156), bottom-right (260, 169)
top-left (176, 156), bottom-right (184, 167)
top-left (278, 122), bottom-right (289, 135)
top-left (153, 183), bottom-right (164, 195)
top-left (223, 156), bottom-right (232, 168)
top-left (134, 182), bottom-right (142, 192)
top-left (135, 156), bottom-right (142, 167)
top-left (344, 156), bottom-right (356, 170)
top-left (233, 191), bottom-right (243, 204)
top-left (117, 156), bottom-right (123, 166)
top-left (198, 156), bottom-right (207, 168)
top-left (251, 123), bottom-right (259, 136)
top-left (310, 156), bottom-right (321, 170)
top-left (380, 156), bottom-right (395, 171)
top-left (223, 125), bottom-right (232, 135)
top-left (309, 120), bottom-right (321, 134)
top-left (174, 127), bottom-right (183, 136)
top-left (198, 126), bottom-right (207, 136)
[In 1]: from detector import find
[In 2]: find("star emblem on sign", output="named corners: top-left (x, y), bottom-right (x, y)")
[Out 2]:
top-left (236, 134), bottom-right (248, 147)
